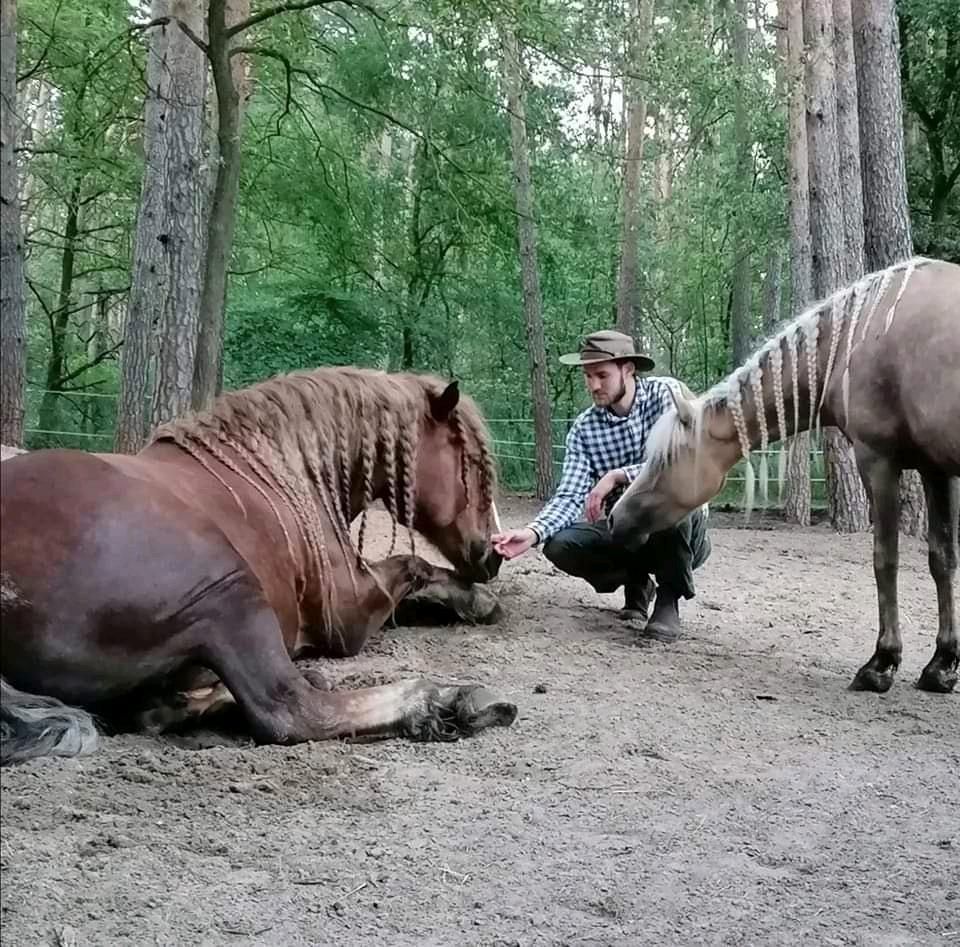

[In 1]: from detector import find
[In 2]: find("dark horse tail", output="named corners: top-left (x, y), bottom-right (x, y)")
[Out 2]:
top-left (0, 574), bottom-right (98, 766)
top-left (1, 677), bottom-right (99, 766)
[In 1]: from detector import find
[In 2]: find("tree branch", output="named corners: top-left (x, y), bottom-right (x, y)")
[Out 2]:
top-left (226, 0), bottom-right (387, 39)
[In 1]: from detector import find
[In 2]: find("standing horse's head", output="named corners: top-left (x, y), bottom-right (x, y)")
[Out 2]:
top-left (610, 389), bottom-right (728, 544)
top-left (413, 381), bottom-right (501, 584)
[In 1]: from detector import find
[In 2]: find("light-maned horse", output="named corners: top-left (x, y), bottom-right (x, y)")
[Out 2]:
top-left (0, 368), bottom-right (517, 766)
top-left (610, 257), bottom-right (959, 693)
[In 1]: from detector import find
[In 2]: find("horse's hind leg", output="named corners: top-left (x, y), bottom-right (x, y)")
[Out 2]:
top-left (850, 448), bottom-right (902, 692)
top-left (205, 582), bottom-right (516, 744)
top-left (917, 473), bottom-right (958, 693)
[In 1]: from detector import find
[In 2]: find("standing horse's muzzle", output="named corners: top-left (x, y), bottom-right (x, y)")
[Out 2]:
top-left (458, 542), bottom-right (502, 584)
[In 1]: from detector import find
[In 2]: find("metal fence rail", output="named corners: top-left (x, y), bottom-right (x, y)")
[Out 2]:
top-left (21, 390), bottom-right (826, 508)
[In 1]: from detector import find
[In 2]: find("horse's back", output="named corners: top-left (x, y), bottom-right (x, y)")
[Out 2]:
top-left (836, 259), bottom-right (960, 472)
top-left (1, 448), bottom-right (258, 702)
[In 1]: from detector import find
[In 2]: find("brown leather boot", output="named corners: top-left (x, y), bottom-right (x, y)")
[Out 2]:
top-left (643, 587), bottom-right (682, 641)
top-left (621, 576), bottom-right (655, 620)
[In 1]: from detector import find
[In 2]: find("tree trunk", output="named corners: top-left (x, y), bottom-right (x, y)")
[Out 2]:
top-left (38, 183), bottom-right (81, 437)
top-left (729, 0), bottom-right (753, 370)
top-left (804, 0), bottom-right (870, 532)
top-left (614, 0), bottom-right (655, 342)
top-left (501, 28), bottom-right (553, 500)
top-left (833, 0), bottom-right (865, 274)
top-left (760, 245), bottom-right (784, 337)
top-left (118, 2), bottom-right (206, 452)
top-left (192, 0), bottom-right (243, 409)
top-left (853, 0), bottom-right (925, 537)
top-left (0, 0), bottom-right (27, 447)
top-left (150, 0), bottom-right (207, 428)
top-left (783, 0), bottom-right (812, 526)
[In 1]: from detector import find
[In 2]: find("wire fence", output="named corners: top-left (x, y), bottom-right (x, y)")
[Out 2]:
top-left (20, 390), bottom-right (827, 509)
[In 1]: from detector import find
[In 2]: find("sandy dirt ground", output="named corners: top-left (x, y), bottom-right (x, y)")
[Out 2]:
top-left (1, 497), bottom-right (957, 946)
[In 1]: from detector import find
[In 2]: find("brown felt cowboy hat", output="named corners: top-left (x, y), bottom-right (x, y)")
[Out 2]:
top-left (558, 329), bottom-right (655, 372)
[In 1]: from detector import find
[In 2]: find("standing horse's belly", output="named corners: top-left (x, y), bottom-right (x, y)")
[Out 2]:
top-left (0, 450), bottom-right (270, 702)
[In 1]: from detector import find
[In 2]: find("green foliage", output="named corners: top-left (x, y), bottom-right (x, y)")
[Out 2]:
top-left (14, 0), bottom-right (955, 494)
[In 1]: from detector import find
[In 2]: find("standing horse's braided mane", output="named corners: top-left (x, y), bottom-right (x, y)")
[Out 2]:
top-left (642, 257), bottom-right (933, 515)
top-left (150, 367), bottom-right (497, 622)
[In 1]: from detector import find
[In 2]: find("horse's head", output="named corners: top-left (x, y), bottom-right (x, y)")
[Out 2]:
top-left (412, 381), bottom-right (501, 584)
top-left (609, 388), bottom-right (727, 544)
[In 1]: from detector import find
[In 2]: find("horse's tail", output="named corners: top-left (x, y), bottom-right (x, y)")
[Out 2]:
top-left (0, 677), bottom-right (99, 767)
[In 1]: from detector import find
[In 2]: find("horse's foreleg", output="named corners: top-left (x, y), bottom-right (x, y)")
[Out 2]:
top-left (850, 448), bottom-right (902, 693)
top-left (917, 473), bottom-right (958, 693)
top-left (205, 586), bottom-right (516, 744)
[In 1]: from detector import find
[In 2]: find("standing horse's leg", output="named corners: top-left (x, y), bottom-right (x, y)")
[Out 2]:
top-left (850, 448), bottom-right (903, 692)
top-left (917, 473), bottom-right (959, 693)
top-left (207, 577), bottom-right (515, 743)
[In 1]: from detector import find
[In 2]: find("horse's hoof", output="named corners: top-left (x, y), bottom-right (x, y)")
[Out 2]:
top-left (849, 666), bottom-right (895, 693)
top-left (455, 685), bottom-right (517, 732)
top-left (916, 666), bottom-right (957, 694)
top-left (456, 587), bottom-right (503, 625)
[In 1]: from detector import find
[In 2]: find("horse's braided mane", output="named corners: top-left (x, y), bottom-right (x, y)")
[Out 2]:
top-left (150, 367), bottom-right (497, 627)
top-left (642, 256), bottom-right (932, 515)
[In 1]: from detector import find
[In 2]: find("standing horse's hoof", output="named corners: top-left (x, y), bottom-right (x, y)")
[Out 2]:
top-left (849, 666), bottom-right (896, 693)
top-left (916, 665), bottom-right (958, 694)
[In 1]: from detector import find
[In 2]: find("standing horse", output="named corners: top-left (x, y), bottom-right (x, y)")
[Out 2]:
top-left (1, 368), bottom-right (517, 766)
top-left (610, 257), bottom-right (959, 693)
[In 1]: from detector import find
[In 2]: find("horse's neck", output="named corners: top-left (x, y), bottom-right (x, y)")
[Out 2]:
top-left (722, 302), bottom-right (849, 454)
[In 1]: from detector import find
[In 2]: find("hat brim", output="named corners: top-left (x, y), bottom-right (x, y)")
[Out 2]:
top-left (558, 352), bottom-right (656, 372)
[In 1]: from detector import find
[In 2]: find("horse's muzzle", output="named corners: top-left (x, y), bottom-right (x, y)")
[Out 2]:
top-left (458, 542), bottom-right (502, 584)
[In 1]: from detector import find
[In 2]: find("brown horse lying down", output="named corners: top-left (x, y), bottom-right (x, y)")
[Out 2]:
top-left (0, 369), bottom-right (517, 765)
top-left (611, 257), bottom-right (959, 694)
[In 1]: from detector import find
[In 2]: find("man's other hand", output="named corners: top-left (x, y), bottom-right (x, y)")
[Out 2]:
top-left (491, 527), bottom-right (538, 560)
top-left (585, 469), bottom-right (627, 522)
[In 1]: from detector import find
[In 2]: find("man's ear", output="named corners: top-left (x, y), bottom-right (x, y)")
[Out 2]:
top-left (429, 380), bottom-right (460, 421)
top-left (668, 384), bottom-right (696, 427)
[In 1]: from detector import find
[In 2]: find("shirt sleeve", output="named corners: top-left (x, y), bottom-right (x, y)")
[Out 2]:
top-left (526, 425), bottom-right (594, 544)
top-left (616, 380), bottom-right (679, 484)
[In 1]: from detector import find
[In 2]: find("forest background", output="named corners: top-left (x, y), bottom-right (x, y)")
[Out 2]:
top-left (0, 0), bottom-right (956, 527)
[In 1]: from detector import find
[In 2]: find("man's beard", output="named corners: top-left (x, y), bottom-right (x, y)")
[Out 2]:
top-left (594, 379), bottom-right (628, 407)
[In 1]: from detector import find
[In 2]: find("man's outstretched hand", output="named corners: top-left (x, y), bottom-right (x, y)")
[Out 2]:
top-left (491, 527), bottom-right (538, 560)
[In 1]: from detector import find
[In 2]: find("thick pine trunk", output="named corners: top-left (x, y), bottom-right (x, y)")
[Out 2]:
top-left (0, 0), bottom-right (27, 446)
top-left (804, 0), bottom-right (870, 533)
top-left (729, 0), bottom-right (753, 370)
top-left (150, 0), bottom-right (207, 428)
top-left (853, 0), bottom-right (926, 537)
top-left (783, 0), bottom-right (812, 526)
top-left (118, 2), bottom-right (206, 451)
top-left (502, 29), bottom-right (553, 500)
top-left (614, 0), bottom-right (655, 342)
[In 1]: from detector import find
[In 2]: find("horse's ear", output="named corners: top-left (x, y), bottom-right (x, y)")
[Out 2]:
top-left (430, 380), bottom-right (460, 421)
top-left (669, 384), bottom-right (695, 428)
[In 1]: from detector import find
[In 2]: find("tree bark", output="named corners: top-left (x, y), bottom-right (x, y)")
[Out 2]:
top-left (501, 29), bottom-right (553, 500)
top-left (853, 0), bottom-right (926, 537)
top-left (150, 0), bottom-right (207, 428)
top-left (117, 1), bottom-right (206, 452)
top-left (804, 0), bottom-right (870, 532)
top-left (0, 0), bottom-right (27, 446)
top-left (192, 0), bottom-right (243, 409)
top-left (729, 0), bottom-right (753, 369)
top-left (783, 0), bottom-right (812, 526)
top-left (614, 0), bottom-right (655, 342)
top-left (833, 0), bottom-right (865, 274)
top-left (38, 183), bottom-right (81, 437)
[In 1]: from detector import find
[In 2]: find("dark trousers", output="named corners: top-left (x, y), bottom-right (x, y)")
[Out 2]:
top-left (542, 508), bottom-right (711, 600)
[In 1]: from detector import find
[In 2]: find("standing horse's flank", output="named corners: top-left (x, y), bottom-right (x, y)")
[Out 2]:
top-left (612, 257), bottom-right (959, 694)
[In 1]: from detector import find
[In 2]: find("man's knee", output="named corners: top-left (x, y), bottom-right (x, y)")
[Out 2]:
top-left (542, 533), bottom-right (578, 573)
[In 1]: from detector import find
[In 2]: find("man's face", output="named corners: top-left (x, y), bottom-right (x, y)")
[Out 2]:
top-left (583, 361), bottom-right (631, 407)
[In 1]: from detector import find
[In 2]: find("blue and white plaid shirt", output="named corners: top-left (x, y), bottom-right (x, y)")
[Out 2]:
top-left (528, 376), bottom-right (685, 543)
